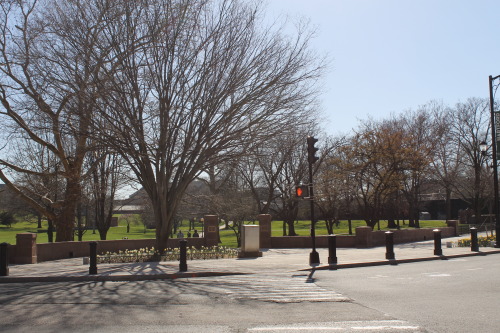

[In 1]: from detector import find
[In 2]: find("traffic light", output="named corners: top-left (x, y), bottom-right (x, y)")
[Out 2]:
top-left (295, 184), bottom-right (309, 198)
top-left (307, 136), bottom-right (319, 164)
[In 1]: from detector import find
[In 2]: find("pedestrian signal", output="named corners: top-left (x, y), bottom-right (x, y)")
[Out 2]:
top-left (295, 185), bottom-right (309, 198)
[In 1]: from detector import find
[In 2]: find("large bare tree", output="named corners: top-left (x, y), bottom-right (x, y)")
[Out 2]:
top-left (96, 0), bottom-right (324, 251)
top-left (0, 0), bottom-right (123, 241)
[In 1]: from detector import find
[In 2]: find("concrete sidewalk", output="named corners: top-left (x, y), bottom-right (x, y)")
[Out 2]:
top-left (1, 234), bottom-right (499, 283)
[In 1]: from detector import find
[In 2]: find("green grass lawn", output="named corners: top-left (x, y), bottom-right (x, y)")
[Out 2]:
top-left (1, 217), bottom-right (448, 248)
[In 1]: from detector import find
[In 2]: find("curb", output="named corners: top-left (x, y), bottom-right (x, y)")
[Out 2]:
top-left (0, 271), bottom-right (248, 284)
top-left (307, 249), bottom-right (500, 271)
top-left (2, 250), bottom-right (499, 284)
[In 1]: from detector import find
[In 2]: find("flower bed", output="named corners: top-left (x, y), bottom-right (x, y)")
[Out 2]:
top-left (456, 235), bottom-right (496, 248)
top-left (97, 246), bottom-right (239, 264)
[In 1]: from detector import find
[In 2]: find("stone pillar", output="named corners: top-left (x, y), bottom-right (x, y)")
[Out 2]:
top-left (204, 215), bottom-right (219, 247)
top-left (258, 214), bottom-right (272, 248)
top-left (15, 233), bottom-right (37, 264)
top-left (446, 220), bottom-right (459, 236)
top-left (355, 226), bottom-right (373, 248)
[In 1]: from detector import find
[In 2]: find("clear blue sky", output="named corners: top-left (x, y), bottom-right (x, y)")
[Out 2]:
top-left (266, 0), bottom-right (500, 136)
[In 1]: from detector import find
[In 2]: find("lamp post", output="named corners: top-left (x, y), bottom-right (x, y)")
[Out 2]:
top-left (487, 75), bottom-right (500, 247)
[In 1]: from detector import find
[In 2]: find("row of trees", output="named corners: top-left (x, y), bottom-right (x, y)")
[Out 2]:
top-left (0, 0), bottom-right (324, 250)
top-left (179, 98), bottom-right (493, 236)
top-left (0, 1), bottom-right (493, 249)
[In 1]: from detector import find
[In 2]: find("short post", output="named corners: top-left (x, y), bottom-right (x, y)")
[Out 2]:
top-left (470, 227), bottom-right (479, 252)
top-left (89, 242), bottom-right (97, 275)
top-left (179, 239), bottom-right (188, 272)
top-left (385, 231), bottom-right (395, 260)
top-left (328, 235), bottom-right (337, 265)
top-left (0, 243), bottom-right (9, 276)
top-left (433, 229), bottom-right (443, 256)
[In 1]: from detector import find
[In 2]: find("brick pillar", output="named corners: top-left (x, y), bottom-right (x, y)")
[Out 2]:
top-left (258, 214), bottom-right (272, 248)
top-left (446, 220), bottom-right (459, 236)
top-left (15, 233), bottom-right (37, 264)
top-left (355, 226), bottom-right (373, 248)
top-left (204, 215), bottom-right (219, 247)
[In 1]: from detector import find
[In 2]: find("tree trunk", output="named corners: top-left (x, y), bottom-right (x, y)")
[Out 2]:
top-left (153, 195), bottom-right (173, 253)
top-left (286, 219), bottom-right (298, 236)
top-left (55, 178), bottom-right (80, 242)
top-left (325, 220), bottom-right (334, 234)
top-left (445, 188), bottom-right (452, 220)
top-left (37, 214), bottom-right (42, 229)
top-left (77, 203), bottom-right (83, 241)
top-left (365, 219), bottom-right (377, 228)
top-left (387, 219), bottom-right (397, 228)
top-left (99, 229), bottom-right (107, 240)
top-left (47, 219), bottom-right (54, 243)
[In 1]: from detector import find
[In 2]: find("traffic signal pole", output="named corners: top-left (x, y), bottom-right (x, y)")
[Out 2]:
top-left (307, 136), bottom-right (320, 266)
top-left (308, 159), bottom-right (320, 266)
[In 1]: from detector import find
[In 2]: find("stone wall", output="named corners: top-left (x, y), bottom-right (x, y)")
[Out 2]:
top-left (8, 214), bottom-right (220, 264)
top-left (7, 216), bottom-right (460, 264)
top-left (256, 215), bottom-right (457, 249)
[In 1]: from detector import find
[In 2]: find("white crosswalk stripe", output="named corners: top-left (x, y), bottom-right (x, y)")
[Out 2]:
top-left (248, 320), bottom-right (426, 332)
top-left (190, 274), bottom-right (349, 303)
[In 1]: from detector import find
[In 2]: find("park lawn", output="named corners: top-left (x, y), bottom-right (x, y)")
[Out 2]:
top-left (0, 215), bottom-right (206, 244)
top-left (0, 217), bottom-right (448, 247)
top-left (0, 220), bottom-right (157, 244)
top-left (269, 219), bottom-right (448, 237)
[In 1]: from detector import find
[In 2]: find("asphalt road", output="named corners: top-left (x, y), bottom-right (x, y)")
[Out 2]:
top-left (314, 254), bottom-right (500, 333)
top-left (0, 273), bottom-right (422, 332)
top-left (1, 255), bottom-right (498, 332)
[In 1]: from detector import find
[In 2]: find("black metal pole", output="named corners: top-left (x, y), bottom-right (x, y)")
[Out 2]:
top-left (89, 242), bottom-right (97, 275)
top-left (328, 235), bottom-right (337, 265)
top-left (470, 227), bottom-right (479, 252)
top-left (433, 229), bottom-right (443, 256)
top-left (309, 161), bottom-right (320, 266)
top-left (488, 75), bottom-right (500, 248)
top-left (179, 239), bottom-right (188, 272)
top-left (385, 231), bottom-right (395, 260)
top-left (0, 243), bottom-right (9, 276)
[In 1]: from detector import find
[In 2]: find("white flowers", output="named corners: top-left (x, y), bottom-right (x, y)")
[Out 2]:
top-left (96, 245), bottom-right (239, 263)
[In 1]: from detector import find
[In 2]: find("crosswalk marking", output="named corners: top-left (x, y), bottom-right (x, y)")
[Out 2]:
top-left (248, 320), bottom-right (425, 332)
top-left (188, 274), bottom-right (349, 303)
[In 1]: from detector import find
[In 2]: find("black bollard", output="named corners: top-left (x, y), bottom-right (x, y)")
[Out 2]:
top-left (328, 235), bottom-right (337, 265)
top-left (385, 231), bottom-right (395, 260)
top-left (0, 243), bottom-right (9, 276)
top-left (433, 229), bottom-right (443, 256)
top-left (89, 242), bottom-right (97, 275)
top-left (179, 239), bottom-right (188, 272)
top-left (470, 227), bottom-right (479, 252)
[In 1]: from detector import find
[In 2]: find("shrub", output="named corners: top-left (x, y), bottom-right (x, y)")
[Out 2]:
top-left (0, 211), bottom-right (15, 228)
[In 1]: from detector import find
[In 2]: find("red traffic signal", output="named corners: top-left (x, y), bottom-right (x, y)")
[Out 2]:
top-left (295, 185), bottom-right (309, 198)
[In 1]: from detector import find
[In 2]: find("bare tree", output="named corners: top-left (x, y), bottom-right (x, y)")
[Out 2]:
top-left (428, 102), bottom-right (460, 220)
top-left (314, 136), bottom-right (346, 234)
top-left (449, 98), bottom-right (491, 220)
top-left (96, 0), bottom-right (324, 251)
top-left (240, 121), bottom-right (319, 216)
top-left (397, 108), bottom-right (440, 227)
top-left (0, 0), bottom-right (123, 241)
top-left (87, 149), bottom-right (123, 240)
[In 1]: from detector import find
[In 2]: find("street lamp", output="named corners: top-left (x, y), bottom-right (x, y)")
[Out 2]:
top-left (488, 75), bottom-right (500, 248)
top-left (479, 141), bottom-right (488, 155)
